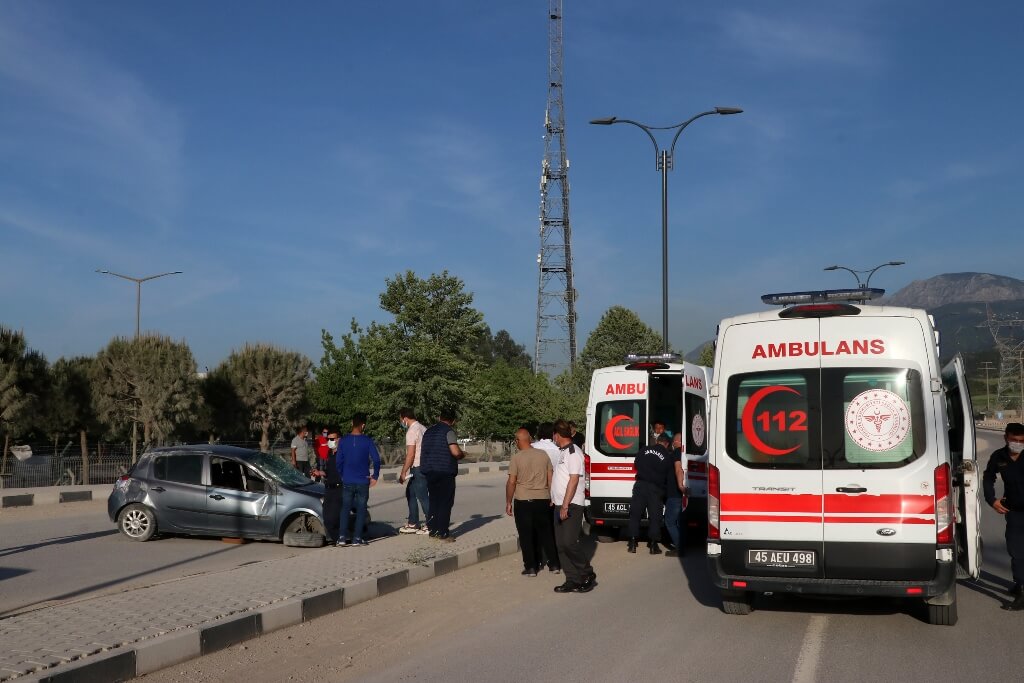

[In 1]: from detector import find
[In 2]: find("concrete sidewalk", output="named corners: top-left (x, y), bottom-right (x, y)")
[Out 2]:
top-left (1, 505), bottom-right (520, 681)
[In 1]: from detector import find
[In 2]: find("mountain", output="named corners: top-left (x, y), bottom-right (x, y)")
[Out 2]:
top-left (884, 272), bottom-right (1024, 309)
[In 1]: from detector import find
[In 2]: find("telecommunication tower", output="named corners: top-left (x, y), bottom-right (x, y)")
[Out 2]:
top-left (534, 0), bottom-right (578, 374)
top-left (985, 305), bottom-right (1024, 413)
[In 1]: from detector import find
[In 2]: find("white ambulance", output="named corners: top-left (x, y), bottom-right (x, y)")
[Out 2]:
top-left (584, 354), bottom-right (712, 540)
top-left (706, 289), bottom-right (981, 625)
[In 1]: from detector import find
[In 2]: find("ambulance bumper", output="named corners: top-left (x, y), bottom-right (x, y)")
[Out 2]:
top-left (707, 555), bottom-right (957, 598)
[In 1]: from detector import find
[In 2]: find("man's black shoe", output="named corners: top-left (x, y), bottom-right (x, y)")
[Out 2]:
top-left (1010, 582), bottom-right (1022, 597)
top-left (627, 538), bottom-right (638, 553)
top-left (1002, 594), bottom-right (1024, 611)
top-left (662, 541), bottom-right (676, 551)
top-left (554, 581), bottom-right (582, 593)
top-left (576, 579), bottom-right (596, 593)
top-left (649, 542), bottom-right (662, 555)
top-left (666, 549), bottom-right (679, 558)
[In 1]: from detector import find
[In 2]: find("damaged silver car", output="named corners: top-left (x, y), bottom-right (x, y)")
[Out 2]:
top-left (107, 444), bottom-right (326, 547)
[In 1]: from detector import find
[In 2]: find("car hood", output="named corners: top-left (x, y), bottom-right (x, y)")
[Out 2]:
top-left (281, 481), bottom-right (325, 498)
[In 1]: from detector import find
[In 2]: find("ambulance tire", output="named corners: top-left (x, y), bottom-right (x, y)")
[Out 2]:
top-left (924, 585), bottom-right (958, 626)
top-left (720, 590), bottom-right (753, 615)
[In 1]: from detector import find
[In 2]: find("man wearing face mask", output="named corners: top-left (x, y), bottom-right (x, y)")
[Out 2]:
top-left (984, 422), bottom-right (1024, 610)
top-left (311, 430), bottom-right (343, 545)
top-left (397, 408), bottom-right (430, 535)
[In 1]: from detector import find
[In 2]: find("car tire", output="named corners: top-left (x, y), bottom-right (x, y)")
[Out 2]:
top-left (118, 503), bottom-right (157, 542)
top-left (283, 531), bottom-right (325, 548)
top-left (720, 589), bottom-right (753, 615)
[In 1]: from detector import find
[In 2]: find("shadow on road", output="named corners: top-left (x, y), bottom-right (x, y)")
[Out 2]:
top-left (961, 571), bottom-right (1015, 607)
top-left (675, 546), bottom-right (721, 608)
top-left (0, 567), bottom-right (32, 582)
top-left (0, 529), bottom-right (118, 559)
top-left (451, 514), bottom-right (502, 536)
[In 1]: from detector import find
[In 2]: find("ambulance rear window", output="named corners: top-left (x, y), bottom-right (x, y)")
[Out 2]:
top-left (595, 400), bottom-right (645, 457)
top-left (727, 372), bottom-right (819, 470)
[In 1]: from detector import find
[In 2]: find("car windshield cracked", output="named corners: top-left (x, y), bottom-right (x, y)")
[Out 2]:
top-left (250, 451), bottom-right (310, 486)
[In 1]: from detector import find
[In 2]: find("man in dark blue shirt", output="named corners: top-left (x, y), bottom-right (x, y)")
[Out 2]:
top-left (336, 412), bottom-right (381, 547)
top-left (983, 422), bottom-right (1024, 610)
top-left (419, 407), bottom-right (466, 541)
top-left (627, 434), bottom-right (672, 554)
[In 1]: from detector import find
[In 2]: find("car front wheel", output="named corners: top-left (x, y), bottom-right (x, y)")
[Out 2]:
top-left (118, 503), bottom-right (157, 542)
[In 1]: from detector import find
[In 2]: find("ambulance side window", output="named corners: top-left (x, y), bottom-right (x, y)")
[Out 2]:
top-left (684, 393), bottom-right (708, 456)
top-left (596, 400), bottom-right (645, 457)
top-left (823, 368), bottom-right (925, 469)
top-left (726, 372), bottom-right (819, 470)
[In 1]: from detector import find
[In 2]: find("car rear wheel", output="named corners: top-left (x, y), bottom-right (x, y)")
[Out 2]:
top-left (118, 504), bottom-right (157, 542)
top-left (720, 589), bottom-right (753, 615)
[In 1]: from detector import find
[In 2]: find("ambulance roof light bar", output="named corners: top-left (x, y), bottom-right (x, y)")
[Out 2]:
top-left (761, 288), bottom-right (884, 306)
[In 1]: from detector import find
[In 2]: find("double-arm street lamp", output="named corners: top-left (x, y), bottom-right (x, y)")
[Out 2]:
top-left (591, 107), bottom-right (743, 354)
top-left (96, 269), bottom-right (183, 462)
top-left (823, 261), bottom-right (905, 289)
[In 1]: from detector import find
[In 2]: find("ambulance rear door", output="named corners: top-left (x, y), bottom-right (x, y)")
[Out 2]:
top-left (818, 315), bottom-right (938, 581)
top-left (942, 354), bottom-right (982, 579)
top-left (683, 364), bottom-right (711, 499)
top-left (588, 368), bottom-right (649, 523)
top-left (717, 318), bottom-right (824, 579)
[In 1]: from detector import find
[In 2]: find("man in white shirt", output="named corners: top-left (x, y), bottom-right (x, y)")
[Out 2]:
top-left (532, 422), bottom-right (561, 470)
top-left (550, 419), bottom-right (596, 594)
top-left (398, 408), bottom-right (430, 534)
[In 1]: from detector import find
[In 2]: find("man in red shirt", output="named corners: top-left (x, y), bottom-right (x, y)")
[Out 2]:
top-left (315, 427), bottom-right (330, 471)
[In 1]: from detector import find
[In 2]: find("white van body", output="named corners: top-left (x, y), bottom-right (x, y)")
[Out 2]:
top-left (706, 293), bottom-right (981, 625)
top-left (584, 358), bottom-right (712, 538)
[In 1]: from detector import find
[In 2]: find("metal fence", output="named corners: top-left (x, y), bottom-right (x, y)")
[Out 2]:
top-left (1, 438), bottom-right (513, 489)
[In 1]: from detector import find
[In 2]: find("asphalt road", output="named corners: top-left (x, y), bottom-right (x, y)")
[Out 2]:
top-left (140, 429), bottom-right (1024, 683)
top-left (0, 473), bottom-right (510, 617)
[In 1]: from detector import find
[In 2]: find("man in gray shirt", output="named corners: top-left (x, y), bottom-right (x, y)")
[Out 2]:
top-left (291, 426), bottom-right (312, 477)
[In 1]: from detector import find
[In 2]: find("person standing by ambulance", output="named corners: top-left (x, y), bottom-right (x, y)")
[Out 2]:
top-left (551, 419), bottom-right (595, 593)
top-left (983, 422), bottom-right (1024, 610)
top-left (627, 433), bottom-right (672, 554)
top-left (663, 432), bottom-right (687, 557)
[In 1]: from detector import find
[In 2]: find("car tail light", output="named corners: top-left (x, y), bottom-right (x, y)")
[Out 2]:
top-left (708, 464), bottom-right (721, 540)
top-left (583, 451), bottom-right (591, 498)
top-left (934, 463), bottom-right (953, 545)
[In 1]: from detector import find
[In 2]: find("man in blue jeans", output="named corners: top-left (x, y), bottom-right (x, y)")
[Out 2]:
top-left (397, 407), bottom-right (430, 535)
top-left (419, 407), bottom-right (466, 542)
top-left (664, 433), bottom-right (687, 557)
top-left (336, 412), bottom-right (381, 547)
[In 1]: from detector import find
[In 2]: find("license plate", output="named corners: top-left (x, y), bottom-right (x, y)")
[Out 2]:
top-left (747, 549), bottom-right (816, 568)
top-left (604, 502), bottom-right (629, 514)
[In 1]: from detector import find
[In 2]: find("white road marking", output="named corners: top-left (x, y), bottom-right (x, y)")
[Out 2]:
top-left (792, 615), bottom-right (828, 683)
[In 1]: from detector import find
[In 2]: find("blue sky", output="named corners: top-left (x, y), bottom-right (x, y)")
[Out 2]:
top-left (2, 1), bottom-right (1022, 372)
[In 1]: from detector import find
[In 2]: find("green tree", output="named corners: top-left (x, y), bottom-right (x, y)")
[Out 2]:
top-left (462, 361), bottom-right (556, 442)
top-left (697, 342), bottom-right (715, 367)
top-left (198, 365), bottom-right (249, 441)
top-left (309, 321), bottom-right (370, 430)
top-left (220, 344), bottom-right (312, 452)
top-left (47, 357), bottom-right (100, 483)
top-left (471, 326), bottom-right (532, 369)
top-left (361, 271), bottom-right (487, 439)
top-left (579, 306), bottom-right (664, 371)
top-left (0, 327), bottom-right (34, 468)
top-left (92, 335), bottom-right (202, 451)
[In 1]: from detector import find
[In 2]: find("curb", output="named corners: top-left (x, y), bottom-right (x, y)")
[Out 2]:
top-left (27, 534), bottom-right (520, 682)
top-left (0, 463), bottom-right (509, 509)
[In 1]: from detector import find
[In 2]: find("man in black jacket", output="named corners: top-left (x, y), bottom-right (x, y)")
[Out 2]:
top-left (983, 422), bottom-right (1024, 610)
top-left (627, 434), bottom-right (672, 554)
top-left (312, 430), bottom-right (343, 545)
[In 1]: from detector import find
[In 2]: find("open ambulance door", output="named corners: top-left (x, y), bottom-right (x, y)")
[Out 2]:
top-left (941, 354), bottom-right (982, 580)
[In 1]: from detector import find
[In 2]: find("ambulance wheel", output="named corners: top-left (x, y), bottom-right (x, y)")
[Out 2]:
top-left (720, 589), bottom-right (753, 615)
top-left (925, 585), bottom-right (958, 626)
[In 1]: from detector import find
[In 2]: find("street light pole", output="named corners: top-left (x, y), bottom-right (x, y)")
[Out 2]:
top-left (591, 107), bottom-right (743, 354)
top-left (96, 269), bottom-right (183, 462)
top-left (823, 261), bottom-right (905, 303)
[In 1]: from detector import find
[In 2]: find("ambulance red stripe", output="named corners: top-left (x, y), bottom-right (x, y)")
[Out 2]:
top-left (721, 493), bottom-right (936, 515)
top-left (589, 463), bottom-right (636, 474)
top-left (721, 514), bottom-right (935, 524)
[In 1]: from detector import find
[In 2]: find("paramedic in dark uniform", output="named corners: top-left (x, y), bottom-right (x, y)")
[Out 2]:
top-left (627, 433), bottom-right (671, 554)
top-left (983, 422), bottom-right (1024, 610)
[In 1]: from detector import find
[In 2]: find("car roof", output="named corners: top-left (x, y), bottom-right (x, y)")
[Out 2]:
top-left (143, 444), bottom-right (263, 461)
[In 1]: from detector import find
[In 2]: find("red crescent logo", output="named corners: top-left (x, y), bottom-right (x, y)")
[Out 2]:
top-left (604, 414), bottom-right (631, 450)
top-left (741, 385), bottom-right (801, 456)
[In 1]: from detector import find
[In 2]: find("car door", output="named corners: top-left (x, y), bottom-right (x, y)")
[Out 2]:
top-left (942, 354), bottom-right (982, 579)
top-left (206, 456), bottom-right (277, 537)
top-left (718, 318), bottom-right (824, 578)
top-left (148, 453), bottom-right (207, 531)
top-left (819, 315), bottom-right (937, 581)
